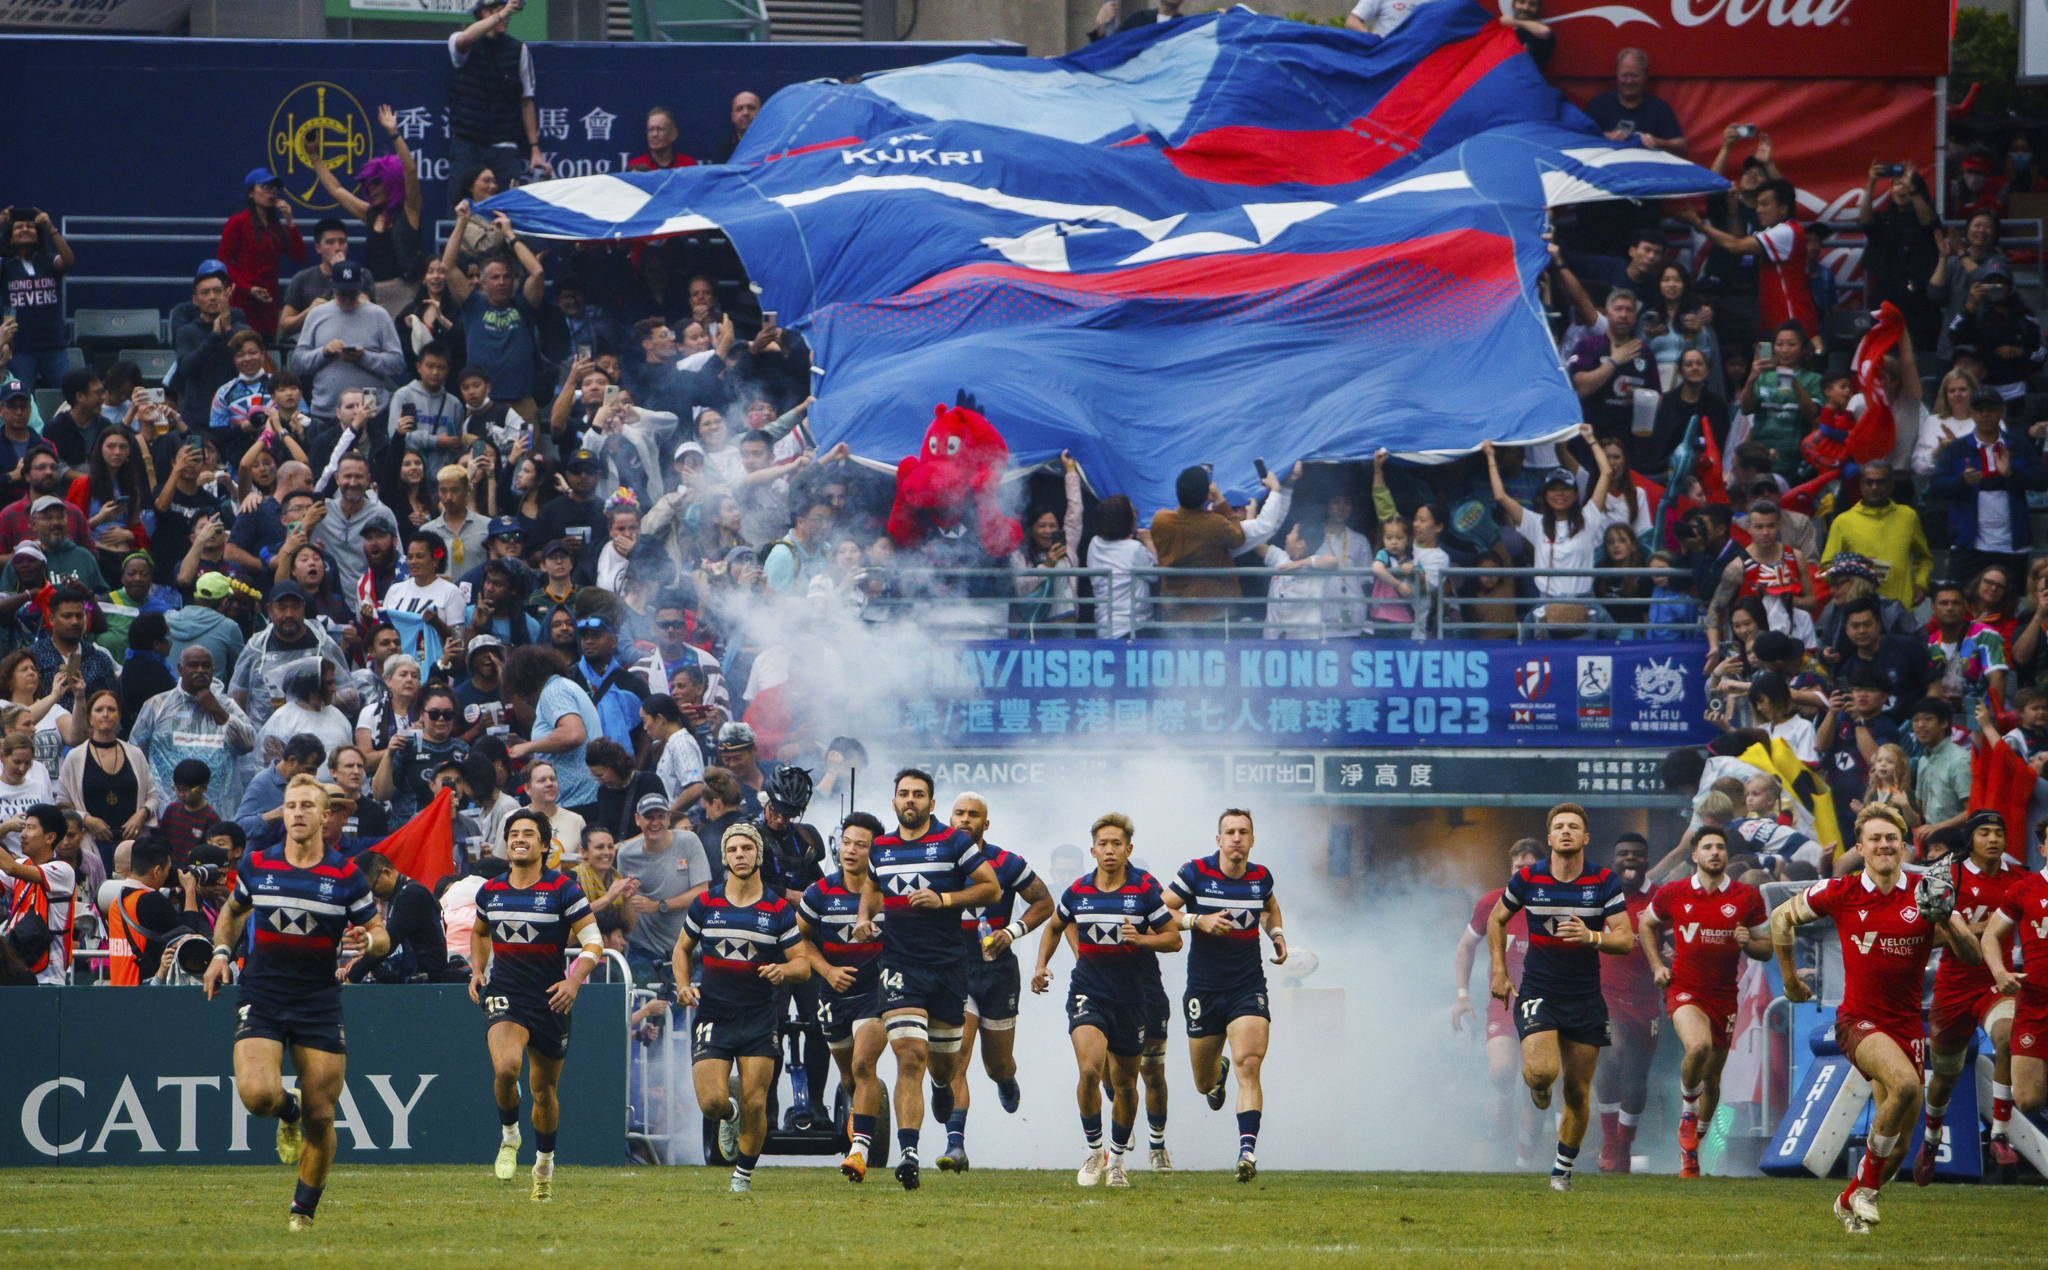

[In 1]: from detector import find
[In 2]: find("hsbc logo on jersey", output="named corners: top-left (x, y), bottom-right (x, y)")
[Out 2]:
top-left (887, 875), bottom-right (930, 895)
top-left (714, 938), bottom-right (753, 960)
top-left (268, 910), bottom-right (316, 937)
top-left (497, 920), bottom-right (539, 944)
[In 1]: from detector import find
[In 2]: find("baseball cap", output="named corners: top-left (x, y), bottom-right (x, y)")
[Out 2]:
top-left (487, 515), bottom-right (524, 541)
top-left (331, 261), bottom-right (368, 293)
top-left (1981, 262), bottom-right (2016, 283)
top-left (466, 634), bottom-right (505, 663)
top-left (575, 614), bottom-right (614, 636)
top-left (716, 721), bottom-right (757, 751)
top-left (564, 449), bottom-right (599, 472)
top-left (1540, 467), bottom-right (1576, 489)
top-left (542, 538), bottom-right (577, 559)
top-left (269, 580), bottom-right (310, 605)
top-left (635, 792), bottom-right (670, 816)
top-left (1750, 631), bottom-right (1802, 664)
top-left (1961, 152), bottom-right (1994, 173)
top-left (11, 541), bottom-right (45, 563)
top-left (244, 167), bottom-right (280, 188)
top-left (1970, 385), bottom-right (2006, 410)
top-left (195, 258), bottom-right (231, 283)
top-left (194, 571), bottom-right (233, 599)
top-left (29, 495), bottom-right (65, 515)
top-left (0, 379), bottom-right (27, 403)
top-left (673, 440), bottom-right (706, 463)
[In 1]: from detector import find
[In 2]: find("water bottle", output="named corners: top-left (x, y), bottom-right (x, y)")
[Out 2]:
top-left (977, 916), bottom-right (995, 961)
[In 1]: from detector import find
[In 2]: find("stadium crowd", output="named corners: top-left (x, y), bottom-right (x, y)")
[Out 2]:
top-left (3, 1), bottom-right (2048, 997)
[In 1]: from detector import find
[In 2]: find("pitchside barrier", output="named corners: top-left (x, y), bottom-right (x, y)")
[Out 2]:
top-left (0, 985), bottom-right (628, 1168)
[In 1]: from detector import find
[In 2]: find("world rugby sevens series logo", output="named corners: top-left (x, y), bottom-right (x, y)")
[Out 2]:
top-left (269, 82), bottom-right (374, 210)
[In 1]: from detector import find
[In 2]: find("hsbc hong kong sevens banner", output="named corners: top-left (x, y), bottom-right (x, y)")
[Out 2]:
top-left (870, 640), bottom-right (1714, 750)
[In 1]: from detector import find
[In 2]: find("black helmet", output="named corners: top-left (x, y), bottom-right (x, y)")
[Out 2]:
top-left (764, 764), bottom-right (813, 818)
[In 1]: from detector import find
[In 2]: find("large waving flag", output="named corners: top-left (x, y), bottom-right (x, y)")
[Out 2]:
top-left (375, 786), bottom-right (457, 890)
top-left (483, 5), bottom-right (1724, 514)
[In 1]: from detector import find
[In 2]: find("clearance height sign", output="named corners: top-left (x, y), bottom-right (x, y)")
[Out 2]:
top-left (868, 640), bottom-right (1714, 750)
top-left (3, 986), bottom-right (627, 1167)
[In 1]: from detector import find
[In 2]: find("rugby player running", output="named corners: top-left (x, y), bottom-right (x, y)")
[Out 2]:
top-left (1980, 845), bottom-right (2048, 1161)
top-left (673, 822), bottom-right (810, 1193)
top-left (851, 768), bottom-right (1000, 1189)
top-left (1487, 802), bottom-right (1634, 1192)
top-left (795, 812), bottom-right (890, 1182)
top-left (1919, 811), bottom-right (2022, 1183)
top-left (1031, 812), bottom-right (1180, 1188)
top-left (470, 807), bottom-right (601, 1201)
top-left (1639, 824), bottom-right (1770, 1177)
top-left (939, 792), bottom-right (1053, 1173)
top-left (1594, 833), bottom-right (1662, 1173)
top-left (1164, 808), bottom-right (1286, 1182)
top-left (1775, 804), bottom-right (1980, 1233)
top-left (203, 776), bottom-right (388, 1232)
top-left (1453, 838), bottom-right (1542, 1167)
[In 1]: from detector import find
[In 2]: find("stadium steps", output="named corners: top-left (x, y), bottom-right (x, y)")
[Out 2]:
top-left (766, 0), bottom-right (861, 40)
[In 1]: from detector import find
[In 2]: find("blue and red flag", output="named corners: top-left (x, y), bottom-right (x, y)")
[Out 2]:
top-left (484, 4), bottom-right (1725, 514)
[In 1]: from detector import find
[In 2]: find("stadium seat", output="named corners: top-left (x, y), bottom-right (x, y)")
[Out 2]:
top-left (65, 347), bottom-right (85, 371)
top-left (33, 388), bottom-right (62, 421)
top-left (1823, 309), bottom-right (1871, 356)
top-left (71, 309), bottom-right (162, 365)
top-left (123, 348), bottom-right (178, 386)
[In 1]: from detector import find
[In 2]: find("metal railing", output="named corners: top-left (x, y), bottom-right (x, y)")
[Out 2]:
top-left (844, 564), bottom-right (1702, 642)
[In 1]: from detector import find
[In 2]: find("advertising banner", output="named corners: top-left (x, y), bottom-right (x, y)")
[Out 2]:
top-left (1, 985), bottom-right (627, 1167)
top-left (870, 639), bottom-right (1714, 750)
top-left (0, 0), bottom-right (187, 31)
top-left (1537, 0), bottom-right (1949, 80)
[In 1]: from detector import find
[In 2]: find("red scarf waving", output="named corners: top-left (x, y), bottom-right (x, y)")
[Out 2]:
top-left (1846, 302), bottom-right (1904, 465)
top-left (1970, 734), bottom-right (2037, 847)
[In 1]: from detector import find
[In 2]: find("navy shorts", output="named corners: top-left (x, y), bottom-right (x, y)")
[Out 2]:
top-left (879, 958), bottom-right (967, 1029)
top-left (691, 1010), bottom-right (780, 1063)
top-left (818, 974), bottom-right (881, 1046)
top-left (1511, 991), bottom-right (1611, 1048)
top-left (1182, 983), bottom-right (1270, 1039)
top-left (1069, 991), bottom-right (1146, 1058)
top-left (483, 993), bottom-right (571, 1061)
top-left (963, 954), bottom-right (1022, 1023)
top-left (234, 998), bottom-right (346, 1055)
top-left (1140, 974), bottom-right (1171, 1047)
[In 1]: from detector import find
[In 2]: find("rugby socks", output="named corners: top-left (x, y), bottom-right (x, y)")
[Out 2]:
top-left (1236, 1110), bottom-right (1260, 1154)
top-left (930, 1080), bottom-right (955, 1124)
top-left (1992, 1083), bottom-right (2015, 1139)
top-left (1617, 1110), bottom-right (1640, 1149)
top-left (499, 1104), bottom-right (519, 1143)
top-left (1148, 1111), bottom-right (1168, 1151)
top-left (1109, 1119), bottom-right (1134, 1162)
top-left (1551, 1140), bottom-right (1579, 1180)
top-left (850, 1113), bottom-right (876, 1156)
top-left (1081, 1113), bottom-right (1104, 1153)
top-left (535, 1130), bottom-right (557, 1155)
top-left (291, 1180), bottom-right (323, 1217)
top-left (733, 1150), bottom-right (758, 1184)
top-left (1681, 1084), bottom-right (1703, 1118)
top-left (1922, 1097), bottom-right (1947, 1147)
top-left (278, 1092), bottom-right (301, 1125)
top-left (1598, 1109), bottom-right (1620, 1150)
top-left (1852, 1132), bottom-right (1897, 1195)
top-left (946, 1109), bottom-right (967, 1153)
top-left (897, 1127), bottom-right (919, 1165)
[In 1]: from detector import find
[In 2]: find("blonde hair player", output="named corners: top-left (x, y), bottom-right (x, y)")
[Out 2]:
top-left (469, 806), bottom-right (602, 1201)
top-left (1163, 807), bottom-right (1287, 1182)
top-left (1486, 802), bottom-right (1636, 1192)
top-left (1031, 812), bottom-right (1181, 1188)
top-left (1774, 803), bottom-right (1981, 1233)
top-left (203, 774), bottom-right (388, 1232)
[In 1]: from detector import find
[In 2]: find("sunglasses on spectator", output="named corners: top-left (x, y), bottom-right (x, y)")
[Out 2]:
top-left (656, 619), bottom-right (688, 630)
top-left (576, 618), bottom-right (612, 633)
top-left (424, 709), bottom-right (456, 721)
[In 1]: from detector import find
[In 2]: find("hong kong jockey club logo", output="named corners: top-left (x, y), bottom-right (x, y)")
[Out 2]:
top-left (270, 83), bottom-right (374, 210)
top-left (1514, 658), bottom-right (1551, 701)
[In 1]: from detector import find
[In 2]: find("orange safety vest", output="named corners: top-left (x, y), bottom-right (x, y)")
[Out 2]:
top-left (103, 884), bottom-right (153, 986)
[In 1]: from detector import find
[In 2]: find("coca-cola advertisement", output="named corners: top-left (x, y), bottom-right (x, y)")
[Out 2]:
top-left (1536, 0), bottom-right (1951, 80)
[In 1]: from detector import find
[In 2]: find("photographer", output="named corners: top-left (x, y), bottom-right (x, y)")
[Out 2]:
top-left (99, 831), bottom-right (207, 985)
top-left (3, 206), bottom-right (76, 392)
top-left (1, 801), bottom-right (75, 983)
top-left (346, 850), bottom-right (453, 983)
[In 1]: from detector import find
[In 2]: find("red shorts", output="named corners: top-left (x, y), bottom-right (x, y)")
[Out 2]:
top-left (1931, 982), bottom-right (2008, 1049)
top-left (1835, 1014), bottom-right (1927, 1079)
top-left (1606, 999), bottom-right (1661, 1046)
top-left (1665, 989), bottom-right (1738, 1049)
top-left (1486, 997), bottom-right (1513, 1042)
top-left (2013, 994), bottom-right (2048, 1060)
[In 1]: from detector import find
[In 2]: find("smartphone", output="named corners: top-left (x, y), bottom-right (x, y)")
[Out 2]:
top-left (602, 385), bottom-right (621, 409)
top-left (62, 651), bottom-right (80, 679)
top-left (1732, 124), bottom-right (1756, 140)
top-left (471, 438), bottom-right (490, 459)
top-left (400, 402), bottom-right (417, 420)
top-left (105, 497), bottom-right (127, 511)
top-left (574, 342), bottom-right (595, 362)
top-left (145, 388), bottom-right (165, 405)
top-left (186, 434), bottom-right (206, 454)
top-left (763, 310), bottom-right (778, 328)
top-left (1253, 458), bottom-right (1269, 481)
top-left (344, 345), bottom-right (361, 356)
top-left (1616, 118), bottom-right (1635, 135)
top-left (1878, 163), bottom-right (1905, 178)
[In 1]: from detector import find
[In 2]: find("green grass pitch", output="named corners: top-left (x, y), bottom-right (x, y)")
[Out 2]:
top-left (1, 1166), bottom-right (2037, 1267)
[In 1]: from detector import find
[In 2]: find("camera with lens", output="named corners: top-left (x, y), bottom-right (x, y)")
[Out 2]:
top-left (174, 844), bottom-right (233, 889)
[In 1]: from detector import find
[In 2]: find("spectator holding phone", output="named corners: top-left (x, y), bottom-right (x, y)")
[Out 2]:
top-left (289, 262), bottom-right (404, 426)
top-left (1584, 48), bottom-right (1685, 154)
top-left (217, 169), bottom-right (304, 340)
top-left (441, 204), bottom-right (547, 425)
top-left (73, 427), bottom-right (153, 582)
top-left (447, 0), bottom-right (552, 210)
top-left (1946, 263), bottom-right (2042, 408)
top-left (206, 329), bottom-right (274, 469)
top-left (2, 206), bottom-right (75, 392)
